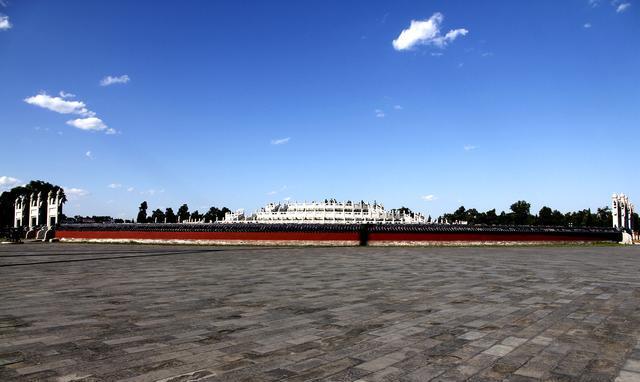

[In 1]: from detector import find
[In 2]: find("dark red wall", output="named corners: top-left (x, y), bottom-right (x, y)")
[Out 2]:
top-left (55, 230), bottom-right (359, 242)
top-left (55, 230), bottom-right (609, 243)
top-left (368, 232), bottom-right (607, 242)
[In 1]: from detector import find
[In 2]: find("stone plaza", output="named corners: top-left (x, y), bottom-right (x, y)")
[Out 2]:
top-left (1, 243), bottom-right (640, 382)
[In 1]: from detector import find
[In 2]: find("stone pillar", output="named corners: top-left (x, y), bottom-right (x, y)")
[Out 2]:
top-left (612, 194), bottom-right (621, 229)
top-left (14, 195), bottom-right (26, 228)
top-left (28, 192), bottom-right (43, 228)
top-left (46, 189), bottom-right (63, 228)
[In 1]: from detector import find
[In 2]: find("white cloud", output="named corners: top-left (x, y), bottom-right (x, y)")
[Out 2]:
top-left (431, 52), bottom-right (444, 57)
top-left (283, 196), bottom-right (291, 201)
top-left (393, 105), bottom-right (403, 110)
top-left (589, 0), bottom-right (601, 7)
top-left (66, 117), bottom-right (112, 133)
top-left (392, 13), bottom-right (468, 51)
top-left (0, 176), bottom-right (20, 189)
top-left (127, 187), bottom-right (135, 192)
top-left (616, 3), bottom-right (631, 12)
top-left (24, 92), bottom-right (93, 116)
top-left (271, 137), bottom-right (291, 145)
top-left (421, 194), bottom-right (437, 201)
top-left (375, 109), bottom-right (385, 118)
top-left (584, 23), bottom-right (592, 28)
top-left (68, 118), bottom-right (116, 135)
top-left (108, 183), bottom-right (122, 189)
top-left (0, 14), bottom-right (11, 30)
top-left (85, 150), bottom-right (93, 159)
top-left (100, 74), bottom-right (130, 86)
top-left (26, 92), bottom-right (117, 134)
top-left (464, 145), bottom-right (478, 151)
top-left (59, 91), bottom-right (76, 98)
top-left (66, 188), bottom-right (89, 199)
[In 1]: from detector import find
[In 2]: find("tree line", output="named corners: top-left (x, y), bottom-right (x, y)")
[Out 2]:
top-left (136, 201), bottom-right (231, 223)
top-left (439, 200), bottom-right (639, 228)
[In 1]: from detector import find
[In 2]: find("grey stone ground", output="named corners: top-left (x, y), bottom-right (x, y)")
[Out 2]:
top-left (1, 243), bottom-right (640, 382)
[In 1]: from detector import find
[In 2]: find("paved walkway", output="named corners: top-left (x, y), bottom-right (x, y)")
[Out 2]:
top-left (1, 243), bottom-right (639, 381)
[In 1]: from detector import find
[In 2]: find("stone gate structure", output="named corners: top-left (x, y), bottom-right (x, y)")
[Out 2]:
top-left (14, 189), bottom-right (64, 240)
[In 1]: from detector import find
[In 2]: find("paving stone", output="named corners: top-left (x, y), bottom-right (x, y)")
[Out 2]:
top-left (1, 243), bottom-right (640, 381)
top-left (483, 344), bottom-right (514, 357)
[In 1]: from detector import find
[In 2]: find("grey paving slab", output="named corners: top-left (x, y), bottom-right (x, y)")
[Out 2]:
top-left (0, 243), bottom-right (639, 381)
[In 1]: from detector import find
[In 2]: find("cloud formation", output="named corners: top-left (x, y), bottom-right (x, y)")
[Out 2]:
top-left (108, 183), bottom-right (122, 189)
top-left (616, 2), bottom-right (631, 12)
top-left (59, 91), bottom-right (76, 98)
top-left (421, 194), bottom-right (437, 201)
top-left (393, 13), bottom-right (468, 51)
top-left (100, 75), bottom-right (130, 86)
top-left (0, 14), bottom-right (10, 30)
top-left (464, 145), bottom-right (478, 151)
top-left (0, 176), bottom-right (21, 189)
top-left (271, 137), bottom-right (291, 145)
top-left (25, 91), bottom-right (117, 135)
top-left (375, 109), bottom-right (385, 118)
top-left (85, 150), bottom-right (93, 159)
top-left (24, 93), bottom-right (93, 116)
top-left (67, 117), bottom-right (115, 134)
top-left (66, 188), bottom-right (89, 199)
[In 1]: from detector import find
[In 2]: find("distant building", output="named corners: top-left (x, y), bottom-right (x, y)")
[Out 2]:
top-left (225, 200), bottom-right (426, 224)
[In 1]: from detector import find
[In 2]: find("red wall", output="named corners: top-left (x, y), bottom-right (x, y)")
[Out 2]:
top-left (55, 230), bottom-right (607, 243)
top-left (55, 230), bottom-right (359, 242)
top-left (368, 232), bottom-right (605, 242)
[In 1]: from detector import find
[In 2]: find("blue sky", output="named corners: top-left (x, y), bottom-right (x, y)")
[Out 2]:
top-left (1, 0), bottom-right (638, 219)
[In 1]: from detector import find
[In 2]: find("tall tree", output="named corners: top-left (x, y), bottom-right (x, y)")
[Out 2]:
top-left (177, 204), bottom-right (190, 222)
top-left (191, 210), bottom-right (203, 221)
top-left (510, 200), bottom-right (531, 225)
top-left (165, 208), bottom-right (177, 223)
top-left (136, 201), bottom-right (148, 223)
top-left (538, 206), bottom-right (553, 226)
top-left (151, 208), bottom-right (165, 223)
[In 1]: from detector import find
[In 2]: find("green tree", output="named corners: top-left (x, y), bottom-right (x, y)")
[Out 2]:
top-left (510, 200), bottom-right (531, 225)
top-left (165, 208), bottom-right (177, 223)
top-left (136, 201), bottom-right (148, 223)
top-left (204, 207), bottom-right (220, 222)
top-left (151, 208), bottom-right (165, 223)
top-left (538, 206), bottom-right (553, 226)
top-left (595, 207), bottom-right (612, 227)
top-left (177, 204), bottom-right (190, 222)
top-left (191, 210), bottom-right (203, 221)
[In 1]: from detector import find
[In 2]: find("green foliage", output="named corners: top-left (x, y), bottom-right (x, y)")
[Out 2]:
top-left (440, 201), bottom-right (614, 227)
top-left (204, 206), bottom-right (231, 222)
top-left (177, 204), bottom-right (190, 222)
top-left (136, 201), bottom-right (148, 223)
top-left (164, 208), bottom-right (177, 223)
top-left (191, 210), bottom-right (203, 221)
top-left (151, 208), bottom-right (165, 223)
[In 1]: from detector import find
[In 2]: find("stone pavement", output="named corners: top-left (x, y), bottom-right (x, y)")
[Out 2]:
top-left (1, 243), bottom-right (639, 382)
